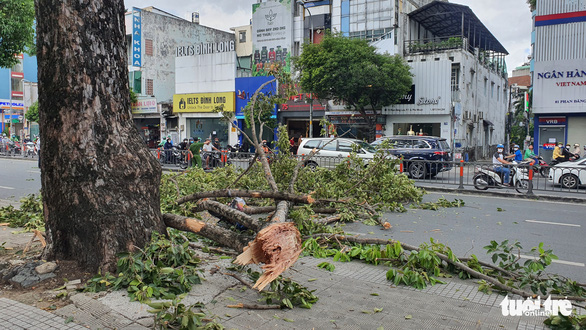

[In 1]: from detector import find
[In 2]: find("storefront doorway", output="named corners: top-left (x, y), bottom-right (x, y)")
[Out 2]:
top-left (188, 118), bottom-right (229, 146)
top-left (538, 126), bottom-right (565, 162)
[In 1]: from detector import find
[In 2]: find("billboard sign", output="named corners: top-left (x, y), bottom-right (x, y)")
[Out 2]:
top-left (131, 98), bottom-right (158, 114)
top-left (252, 0), bottom-right (293, 76)
top-left (533, 60), bottom-right (586, 114)
top-left (235, 76), bottom-right (277, 118)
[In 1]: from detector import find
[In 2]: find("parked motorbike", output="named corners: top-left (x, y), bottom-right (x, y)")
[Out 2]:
top-left (473, 160), bottom-right (532, 193)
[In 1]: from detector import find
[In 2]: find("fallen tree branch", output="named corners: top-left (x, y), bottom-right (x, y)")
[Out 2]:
top-left (179, 234), bottom-right (239, 256)
top-left (177, 190), bottom-right (315, 205)
top-left (317, 214), bottom-right (342, 225)
top-left (459, 257), bottom-right (519, 279)
top-left (224, 272), bottom-right (254, 289)
top-left (163, 213), bottom-right (248, 252)
top-left (195, 199), bottom-right (262, 232)
top-left (226, 303), bottom-right (281, 310)
top-left (307, 234), bottom-right (586, 302)
top-left (225, 154), bottom-right (257, 190)
top-left (242, 206), bottom-right (337, 215)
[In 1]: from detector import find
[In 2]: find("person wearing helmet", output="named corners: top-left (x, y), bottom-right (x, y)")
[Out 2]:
top-left (572, 143), bottom-right (581, 156)
top-left (552, 142), bottom-right (566, 163)
top-left (493, 144), bottom-right (513, 186)
top-left (513, 144), bottom-right (523, 162)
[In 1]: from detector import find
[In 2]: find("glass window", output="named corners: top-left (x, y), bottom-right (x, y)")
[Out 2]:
top-left (188, 118), bottom-right (229, 145)
top-left (338, 140), bottom-right (353, 152)
top-left (322, 140), bottom-right (337, 151)
top-left (414, 140), bottom-right (431, 149)
top-left (239, 31), bottom-right (246, 43)
top-left (391, 139), bottom-right (412, 149)
top-left (358, 141), bottom-right (376, 153)
top-left (304, 140), bottom-right (321, 149)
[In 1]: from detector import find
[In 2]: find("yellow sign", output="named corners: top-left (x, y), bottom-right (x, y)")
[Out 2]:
top-left (173, 92), bottom-right (235, 113)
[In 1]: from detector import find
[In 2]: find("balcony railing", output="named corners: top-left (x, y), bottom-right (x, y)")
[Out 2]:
top-left (404, 36), bottom-right (466, 55)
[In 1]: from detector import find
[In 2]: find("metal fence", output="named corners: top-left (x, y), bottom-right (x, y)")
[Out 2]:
top-left (0, 140), bottom-right (38, 158)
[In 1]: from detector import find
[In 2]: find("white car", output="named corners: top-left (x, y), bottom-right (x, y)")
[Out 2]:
top-left (548, 157), bottom-right (586, 189)
top-left (296, 137), bottom-right (379, 169)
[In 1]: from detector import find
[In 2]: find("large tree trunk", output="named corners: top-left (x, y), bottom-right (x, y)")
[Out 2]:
top-left (36, 0), bottom-right (165, 272)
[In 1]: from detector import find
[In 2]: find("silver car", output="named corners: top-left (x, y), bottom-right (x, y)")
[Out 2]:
top-left (296, 137), bottom-right (378, 169)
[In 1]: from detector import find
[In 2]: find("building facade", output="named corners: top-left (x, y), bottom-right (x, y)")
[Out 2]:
top-left (531, 0), bottom-right (586, 161)
top-left (125, 7), bottom-right (235, 147)
top-left (0, 54), bottom-right (38, 140)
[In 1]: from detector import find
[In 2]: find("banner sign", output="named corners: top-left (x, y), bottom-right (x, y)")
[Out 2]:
top-left (235, 76), bottom-right (277, 118)
top-left (132, 8), bottom-right (142, 67)
top-left (252, 0), bottom-right (293, 76)
top-left (131, 98), bottom-right (157, 114)
top-left (173, 92), bottom-right (235, 113)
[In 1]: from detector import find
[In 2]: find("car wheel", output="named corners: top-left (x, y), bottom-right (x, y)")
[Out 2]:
top-left (515, 179), bottom-right (529, 194)
top-left (408, 162), bottom-right (427, 179)
top-left (305, 161), bottom-right (318, 171)
top-left (560, 174), bottom-right (579, 189)
top-left (473, 175), bottom-right (490, 190)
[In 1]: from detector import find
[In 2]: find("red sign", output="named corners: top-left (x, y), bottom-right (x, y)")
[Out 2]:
top-left (543, 143), bottom-right (556, 150)
top-left (11, 91), bottom-right (23, 98)
top-left (539, 117), bottom-right (566, 125)
top-left (10, 72), bottom-right (24, 78)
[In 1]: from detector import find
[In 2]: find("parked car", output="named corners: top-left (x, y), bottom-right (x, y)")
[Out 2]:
top-left (371, 136), bottom-right (452, 179)
top-left (548, 157), bottom-right (586, 189)
top-left (296, 137), bottom-right (380, 169)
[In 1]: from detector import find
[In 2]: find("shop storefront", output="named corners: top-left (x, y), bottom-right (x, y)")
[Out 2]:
top-left (279, 90), bottom-right (326, 139)
top-left (325, 110), bottom-right (385, 141)
top-left (131, 98), bottom-right (161, 148)
top-left (235, 76), bottom-right (277, 150)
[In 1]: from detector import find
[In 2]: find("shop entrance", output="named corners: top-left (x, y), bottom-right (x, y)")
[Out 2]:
top-left (287, 120), bottom-right (321, 139)
top-left (538, 126), bottom-right (565, 162)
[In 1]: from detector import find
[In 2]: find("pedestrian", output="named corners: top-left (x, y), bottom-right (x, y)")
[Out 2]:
top-left (36, 137), bottom-right (41, 170)
top-left (189, 137), bottom-right (203, 168)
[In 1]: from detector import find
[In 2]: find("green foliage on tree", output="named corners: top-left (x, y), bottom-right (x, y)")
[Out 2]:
top-left (0, 0), bottom-right (36, 68)
top-left (25, 100), bottom-right (38, 123)
top-left (527, 0), bottom-right (536, 11)
top-left (130, 89), bottom-right (138, 104)
top-left (509, 90), bottom-right (533, 147)
top-left (296, 32), bottom-right (413, 141)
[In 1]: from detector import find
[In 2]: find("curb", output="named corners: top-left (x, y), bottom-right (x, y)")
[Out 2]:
top-left (418, 184), bottom-right (586, 204)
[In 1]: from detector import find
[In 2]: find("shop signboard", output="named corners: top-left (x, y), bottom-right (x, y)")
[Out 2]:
top-left (252, 0), bottom-right (293, 76)
top-left (383, 61), bottom-right (451, 115)
top-left (173, 92), bottom-right (235, 113)
top-left (131, 8), bottom-right (142, 67)
top-left (0, 100), bottom-right (24, 110)
top-left (533, 60), bottom-right (586, 114)
top-left (235, 76), bottom-right (277, 118)
top-left (131, 98), bottom-right (158, 114)
top-left (538, 116), bottom-right (566, 125)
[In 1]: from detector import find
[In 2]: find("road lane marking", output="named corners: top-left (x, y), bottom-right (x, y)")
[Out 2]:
top-left (0, 186), bottom-right (15, 190)
top-left (525, 219), bottom-right (580, 227)
top-left (519, 255), bottom-right (585, 267)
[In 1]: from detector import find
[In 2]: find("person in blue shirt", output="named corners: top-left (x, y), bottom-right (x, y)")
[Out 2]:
top-left (513, 144), bottom-right (523, 162)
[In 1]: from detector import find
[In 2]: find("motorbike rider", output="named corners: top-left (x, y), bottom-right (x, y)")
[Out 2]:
top-left (524, 144), bottom-right (538, 166)
top-left (513, 144), bottom-right (523, 162)
top-left (572, 143), bottom-right (581, 160)
top-left (552, 142), bottom-right (568, 163)
top-left (493, 144), bottom-right (513, 186)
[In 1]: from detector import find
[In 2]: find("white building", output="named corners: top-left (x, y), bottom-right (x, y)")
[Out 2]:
top-left (531, 0), bottom-right (586, 161)
top-left (125, 7), bottom-right (235, 146)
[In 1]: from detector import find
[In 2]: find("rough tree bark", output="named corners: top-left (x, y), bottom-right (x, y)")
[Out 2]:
top-left (36, 0), bottom-right (165, 272)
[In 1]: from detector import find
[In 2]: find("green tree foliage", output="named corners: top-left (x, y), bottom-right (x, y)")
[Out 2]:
top-left (296, 32), bottom-right (413, 141)
top-left (25, 100), bottom-right (38, 123)
top-left (0, 0), bottom-right (35, 68)
top-left (527, 0), bottom-right (536, 11)
top-left (509, 90), bottom-right (532, 147)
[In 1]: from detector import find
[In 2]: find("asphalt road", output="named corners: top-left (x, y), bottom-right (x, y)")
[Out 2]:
top-left (345, 191), bottom-right (586, 284)
top-left (0, 157), bottom-right (41, 203)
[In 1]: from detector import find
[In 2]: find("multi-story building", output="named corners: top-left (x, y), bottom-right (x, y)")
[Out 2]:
top-left (125, 7), bottom-right (235, 146)
top-left (531, 0), bottom-right (586, 161)
top-left (0, 54), bottom-right (38, 140)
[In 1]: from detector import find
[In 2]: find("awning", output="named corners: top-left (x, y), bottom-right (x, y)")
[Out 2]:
top-left (483, 119), bottom-right (494, 126)
top-left (408, 1), bottom-right (508, 55)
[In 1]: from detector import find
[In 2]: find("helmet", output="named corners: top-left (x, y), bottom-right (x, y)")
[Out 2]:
top-left (574, 143), bottom-right (580, 147)
top-left (497, 144), bottom-right (504, 148)
top-left (514, 144), bottom-right (519, 148)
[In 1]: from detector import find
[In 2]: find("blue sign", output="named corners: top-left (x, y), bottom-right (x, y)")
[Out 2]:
top-left (132, 8), bottom-right (142, 67)
top-left (235, 76), bottom-right (277, 118)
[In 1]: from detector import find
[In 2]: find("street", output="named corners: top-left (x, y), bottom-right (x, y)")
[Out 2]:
top-left (2, 157), bottom-right (585, 284)
top-left (346, 191), bottom-right (586, 284)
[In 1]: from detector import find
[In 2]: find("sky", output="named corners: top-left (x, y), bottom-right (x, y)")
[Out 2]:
top-left (123, 0), bottom-right (533, 75)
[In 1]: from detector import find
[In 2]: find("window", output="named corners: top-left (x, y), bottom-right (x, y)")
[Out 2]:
top-left (145, 39), bottom-right (153, 56)
top-left (238, 31), bottom-right (246, 43)
top-left (322, 140), bottom-right (337, 151)
top-left (497, 86), bottom-right (500, 101)
top-left (146, 79), bottom-right (153, 96)
top-left (391, 139), bottom-right (412, 149)
top-left (491, 82), bottom-right (495, 98)
top-left (451, 64), bottom-right (460, 92)
top-left (304, 140), bottom-right (321, 149)
top-left (414, 140), bottom-right (431, 149)
top-left (338, 140), bottom-right (353, 152)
